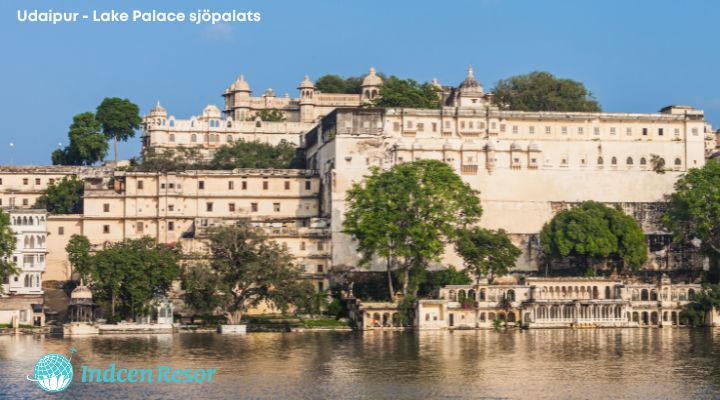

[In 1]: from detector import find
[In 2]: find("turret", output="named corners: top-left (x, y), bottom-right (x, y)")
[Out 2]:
top-left (299, 75), bottom-right (316, 122)
top-left (361, 67), bottom-right (383, 104)
top-left (223, 75), bottom-right (252, 120)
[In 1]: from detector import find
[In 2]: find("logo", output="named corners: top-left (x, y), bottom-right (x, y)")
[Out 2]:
top-left (26, 347), bottom-right (76, 392)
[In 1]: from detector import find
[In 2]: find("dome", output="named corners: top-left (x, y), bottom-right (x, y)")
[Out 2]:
top-left (298, 75), bottom-right (314, 89)
top-left (458, 65), bottom-right (484, 94)
top-left (230, 74), bottom-right (251, 92)
top-left (71, 285), bottom-right (93, 300)
top-left (362, 67), bottom-right (383, 87)
top-left (203, 104), bottom-right (221, 119)
top-left (147, 101), bottom-right (167, 117)
top-left (510, 141), bottom-right (525, 151)
top-left (528, 141), bottom-right (541, 152)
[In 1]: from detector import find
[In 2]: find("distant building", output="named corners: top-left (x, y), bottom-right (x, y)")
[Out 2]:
top-left (0, 208), bottom-right (47, 327)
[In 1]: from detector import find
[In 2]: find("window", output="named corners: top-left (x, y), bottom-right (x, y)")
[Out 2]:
top-left (58, 226), bottom-right (64, 235)
top-left (22, 199), bottom-right (28, 206)
top-left (305, 180), bottom-right (311, 190)
top-left (103, 204), bottom-right (110, 212)
top-left (626, 128), bottom-right (632, 136)
top-left (23, 178), bottom-right (28, 185)
top-left (393, 122), bottom-right (400, 131)
top-left (640, 157), bottom-right (647, 165)
top-left (674, 128), bottom-right (680, 135)
top-left (137, 180), bottom-right (144, 189)
top-left (529, 126), bottom-right (535, 134)
top-left (198, 181), bottom-right (205, 190)
top-left (500, 124), bottom-right (506, 132)
top-left (597, 157), bottom-right (604, 165)
top-left (594, 127), bottom-right (600, 135)
top-left (168, 183), bottom-right (174, 189)
top-left (545, 126), bottom-right (551, 134)
top-left (317, 242), bottom-right (324, 251)
top-left (675, 158), bottom-right (682, 166)
top-left (284, 181), bottom-right (290, 190)
top-left (273, 203), bottom-right (280, 212)
top-left (251, 202), bottom-right (258, 212)
top-left (512, 125), bottom-right (518, 134)
top-left (263, 181), bottom-right (269, 190)
top-left (136, 223), bottom-right (143, 234)
top-left (168, 221), bottom-right (174, 231)
top-left (658, 128), bottom-right (664, 136)
top-left (103, 225), bottom-right (110, 234)
top-left (642, 128), bottom-right (648, 136)
top-left (161, 183), bottom-right (166, 189)
top-left (242, 181), bottom-right (247, 190)
top-left (318, 282), bottom-right (324, 292)
top-left (561, 127), bottom-right (568, 135)
top-left (692, 128), bottom-right (699, 135)
top-left (229, 203), bottom-right (235, 212)
top-left (206, 202), bottom-right (213, 212)
top-left (611, 157), bottom-right (617, 165)
top-left (610, 127), bottom-right (616, 135)
top-left (627, 157), bottom-right (633, 165)
top-left (578, 127), bottom-right (584, 135)
top-left (191, 134), bottom-right (197, 142)
top-left (168, 204), bottom-right (174, 211)
top-left (35, 178), bottom-right (41, 185)
top-left (300, 241), bottom-right (306, 251)
top-left (228, 181), bottom-right (234, 190)
top-left (417, 123), bottom-right (424, 132)
top-left (431, 122), bottom-right (437, 132)
top-left (317, 265), bottom-right (324, 273)
top-left (169, 134), bottom-right (175, 142)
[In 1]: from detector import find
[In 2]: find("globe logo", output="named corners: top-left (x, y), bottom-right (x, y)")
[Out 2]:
top-left (26, 350), bottom-right (75, 392)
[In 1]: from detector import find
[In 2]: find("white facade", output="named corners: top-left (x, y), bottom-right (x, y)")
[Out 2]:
top-left (5, 209), bottom-right (47, 295)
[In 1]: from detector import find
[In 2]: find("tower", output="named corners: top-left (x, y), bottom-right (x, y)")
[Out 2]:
top-left (298, 75), bottom-right (316, 122)
top-left (361, 67), bottom-right (383, 104)
top-left (223, 75), bottom-right (252, 120)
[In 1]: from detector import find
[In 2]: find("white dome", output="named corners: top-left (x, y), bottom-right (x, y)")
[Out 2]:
top-left (362, 67), bottom-right (383, 87)
top-left (510, 141), bottom-right (525, 151)
top-left (202, 104), bottom-right (221, 119)
top-left (230, 75), bottom-right (251, 92)
top-left (71, 286), bottom-right (93, 300)
top-left (298, 75), bottom-right (314, 89)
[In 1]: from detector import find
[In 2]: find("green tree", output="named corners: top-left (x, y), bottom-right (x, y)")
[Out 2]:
top-left (52, 112), bottom-right (108, 166)
top-left (34, 176), bottom-right (84, 214)
top-left (417, 266), bottom-right (472, 298)
top-left (343, 160), bottom-right (482, 300)
top-left (0, 210), bottom-right (18, 295)
top-left (181, 265), bottom-right (223, 317)
top-left (89, 237), bottom-right (180, 321)
top-left (96, 97), bottom-right (141, 163)
top-left (456, 227), bottom-right (521, 282)
top-left (493, 71), bottom-right (601, 112)
top-left (134, 147), bottom-right (208, 172)
top-left (315, 74), bottom-right (364, 94)
top-left (373, 76), bottom-right (442, 109)
top-left (65, 234), bottom-right (92, 283)
top-left (540, 201), bottom-right (647, 274)
top-left (211, 139), bottom-right (304, 169)
top-left (249, 109), bottom-right (286, 122)
top-left (650, 154), bottom-right (667, 174)
top-left (663, 160), bottom-right (720, 270)
top-left (680, 284), bottom-right (720, 327)
top-left (187, 222), bottom-right (311, 324)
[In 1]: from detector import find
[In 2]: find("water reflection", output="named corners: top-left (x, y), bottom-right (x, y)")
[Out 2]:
top-left (1, 329), bottom-right (719, 399)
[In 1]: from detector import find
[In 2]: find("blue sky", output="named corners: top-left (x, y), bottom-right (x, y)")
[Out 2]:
top-left (1, 0), bottom-right (718, 165)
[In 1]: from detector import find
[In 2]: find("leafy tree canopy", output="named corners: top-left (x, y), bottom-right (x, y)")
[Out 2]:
top-left (132, 147), bottom-right (208, 172)
top-left (315, 74), bottom-right (364, 94)
top-left (680, 284), bottom-right (720, 327)
top-left (540, 201), bottom-right (647, 274)
top-left (248, 109), bottom-right (286, 122)
top-left (184, 222), bottom-right (313, 324)
top-left (65, 234), bottom-right (92, 282)
top-left (34, 176), bottom-right (84, 214)
top-left (663, 159), bottom-right (720, 259)
top-left (52, 112), bottom-right (108, 166)
top-left (211, 139), bottom-right (305, 169)
top-left (456, 227), bottom-right (522, 282)
top-left (343, 160), bottom-right (482, 299)
top-left (373, 76), bottom-right (442, 109)
top-left (493, 71), bottom-right (601, 112)
top-left (83, 236), bottom-right (180, 321)
top-left (96, 97), bottom-right (141, 162)
top-left (0, 210), bottom-right (18, 295)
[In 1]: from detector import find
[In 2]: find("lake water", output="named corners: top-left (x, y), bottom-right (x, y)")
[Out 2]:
top-left (1, 328), bottom-right (720, 399)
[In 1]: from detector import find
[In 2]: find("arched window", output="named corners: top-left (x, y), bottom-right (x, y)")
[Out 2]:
top-left (227, 135), bottom-right (233, 142)
top-left (169, 134), bottom-right (175, 142)
top-left (675, 158), bottom-right (682, 166)
top-left (507, 289), bottom-right (516, 301)
top-left (191, 134), bottom-right (197, 142)
top-left (227, 121), bottom-right (232, 128)
top-left (597, 157), bottom-right (604, 165)
top-left (688, 288), bottom-right (696, 300)
top-left (611, 157), bottom-right (617, 165)
top-left (626, 157), bottom-right (633, 165)
top-left (169, 120), bottom-right (175, 127)
top-left (24, 274), bottom-right (31, 287)
top-left (640, 157), bottom-right (647, 165)
top-left (24, 236), bottom-right (29, 248)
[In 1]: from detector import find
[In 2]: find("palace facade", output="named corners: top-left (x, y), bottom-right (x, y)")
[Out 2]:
top-left (1, 66), bottom-right (718, 299)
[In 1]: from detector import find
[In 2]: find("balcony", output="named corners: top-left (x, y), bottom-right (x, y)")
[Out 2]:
top-left (461, 165), bottom-right (478, 175)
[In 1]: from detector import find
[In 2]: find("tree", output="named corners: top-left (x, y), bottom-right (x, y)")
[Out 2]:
top-left (493, 71), bottom-right (601, 112)
top-left (181, 265), bottom-right (223, 317)
top-left (650, 154), bottom-right (667, 174)
top-left (249, 109), bottom-right (285, 122)
top-left (680, 284), bottom-right (720, 327)
top-left (417, 266), bottom-right (472, 298)
top-left (89, 237), bottom-right (180, 321)
top-left (52, 112), bottom-right (108, 166)
top-left (315, 74), bottom-right (363, 94)
top-left (0, 210), bottom-right (18, 295)
top-left (187, 222), bottom-right (311, 324)
top-left (134, 147), bottom-right (208, 172)
top-left (96, 97), bottom-right (141, 163)
top-left (663, 160), bottom-right (720, 268)
top-left (343, 160), bottom-right (482, 300)
top-left (34, 176), bottom-right (84, 214)
top-left (456, 227), bottom-right (521, 282)
top-left (540, 201), bottom-right (647, 274)
top-left (65, 234), bottom-right (91, 283)
top-left (373, 76), bottom-right (442, 109)
top-left (210, 139), bottom-right (304, 169)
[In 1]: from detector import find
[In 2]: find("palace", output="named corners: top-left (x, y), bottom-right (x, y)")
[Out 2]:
top-left (1, 66), bottom-right (718, 323)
